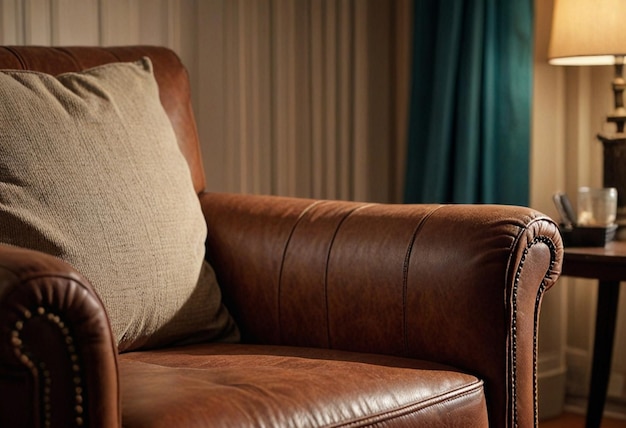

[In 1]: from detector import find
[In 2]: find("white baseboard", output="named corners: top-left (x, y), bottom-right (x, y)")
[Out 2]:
top-left (538, 366), bottom-right (567, 420)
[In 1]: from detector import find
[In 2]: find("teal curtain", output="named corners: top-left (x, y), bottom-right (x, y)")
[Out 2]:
top-left (404, 0), bottom-right (533, 205)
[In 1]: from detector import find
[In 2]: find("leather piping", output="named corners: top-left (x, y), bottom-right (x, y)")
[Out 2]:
top-left (508, 227), bottom-right (559, 428)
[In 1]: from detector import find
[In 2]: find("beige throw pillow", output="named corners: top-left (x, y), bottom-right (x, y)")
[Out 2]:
top-left (0, 58), bottom-right (238, 352)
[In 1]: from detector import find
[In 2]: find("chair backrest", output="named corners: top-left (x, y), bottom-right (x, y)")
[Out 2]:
top-left (0, 45), bottom-right (206, 193)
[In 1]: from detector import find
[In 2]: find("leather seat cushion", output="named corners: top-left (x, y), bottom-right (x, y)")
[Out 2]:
top-left (119, 343), bottom-right (489, 427)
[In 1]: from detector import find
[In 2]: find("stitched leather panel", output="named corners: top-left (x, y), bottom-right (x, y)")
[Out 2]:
top-left (201, 192), bottom-right (563, 428)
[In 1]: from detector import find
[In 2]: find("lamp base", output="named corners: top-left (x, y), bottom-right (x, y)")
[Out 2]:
top-left (598, 132), bottom-right (626, 239)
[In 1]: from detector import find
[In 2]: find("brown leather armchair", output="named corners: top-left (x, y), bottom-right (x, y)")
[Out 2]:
top-left (0, 46), bottom-right (563, 428)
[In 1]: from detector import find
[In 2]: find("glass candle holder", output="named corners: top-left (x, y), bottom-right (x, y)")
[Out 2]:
top-left (577, 187), bottom-right (618, 227)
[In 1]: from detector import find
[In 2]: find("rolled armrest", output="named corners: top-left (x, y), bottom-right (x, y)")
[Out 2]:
top-left (0, 244), bottom-right (120, 428)
top-left (200, 192), bottom-right (563, 428)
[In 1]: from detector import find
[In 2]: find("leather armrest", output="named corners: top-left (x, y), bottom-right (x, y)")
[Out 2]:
top-left (200, 191), bottom-right (564, 428)
top-left (0, 244), bottom-right (120, 428)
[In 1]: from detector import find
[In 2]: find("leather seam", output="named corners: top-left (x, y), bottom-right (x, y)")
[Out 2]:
top-left (104, 47), bottom-right (123, 62)
top-left (277, 200), bottom-right (325, 344)
top-left (3, 46), bottom-right (26, 69)
top-left (325, 203), bottom-right (376, 349)
top-left (53, 47), bottom-right (81, 70)
top-left (401, 204), bottom-right (446, 356)
top-left (329, 380), bottom-right (485, 428)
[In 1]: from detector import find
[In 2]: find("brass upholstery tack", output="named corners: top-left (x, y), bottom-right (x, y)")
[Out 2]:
top-left (11, 307), bottom-right (85, 427)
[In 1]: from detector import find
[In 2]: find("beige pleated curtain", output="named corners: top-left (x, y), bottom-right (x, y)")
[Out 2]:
top-left (197, 0), bottom-right (412, 202)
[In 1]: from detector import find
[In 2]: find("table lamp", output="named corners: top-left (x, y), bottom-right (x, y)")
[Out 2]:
top-left (548, 0), bottom-right (626, 229)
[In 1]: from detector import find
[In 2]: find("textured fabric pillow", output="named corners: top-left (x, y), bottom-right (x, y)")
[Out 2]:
top-left (0, 58), bottom-right (238, 352)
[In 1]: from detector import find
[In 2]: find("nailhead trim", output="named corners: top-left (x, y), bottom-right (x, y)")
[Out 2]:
top-left (511, 235), bottom-right (558, 428)
top-left (11, 306), bottom-right (85, 427)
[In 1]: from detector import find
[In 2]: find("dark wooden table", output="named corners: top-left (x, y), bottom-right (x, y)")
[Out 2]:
top-left (562, 241), bottom-right (626, 428)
